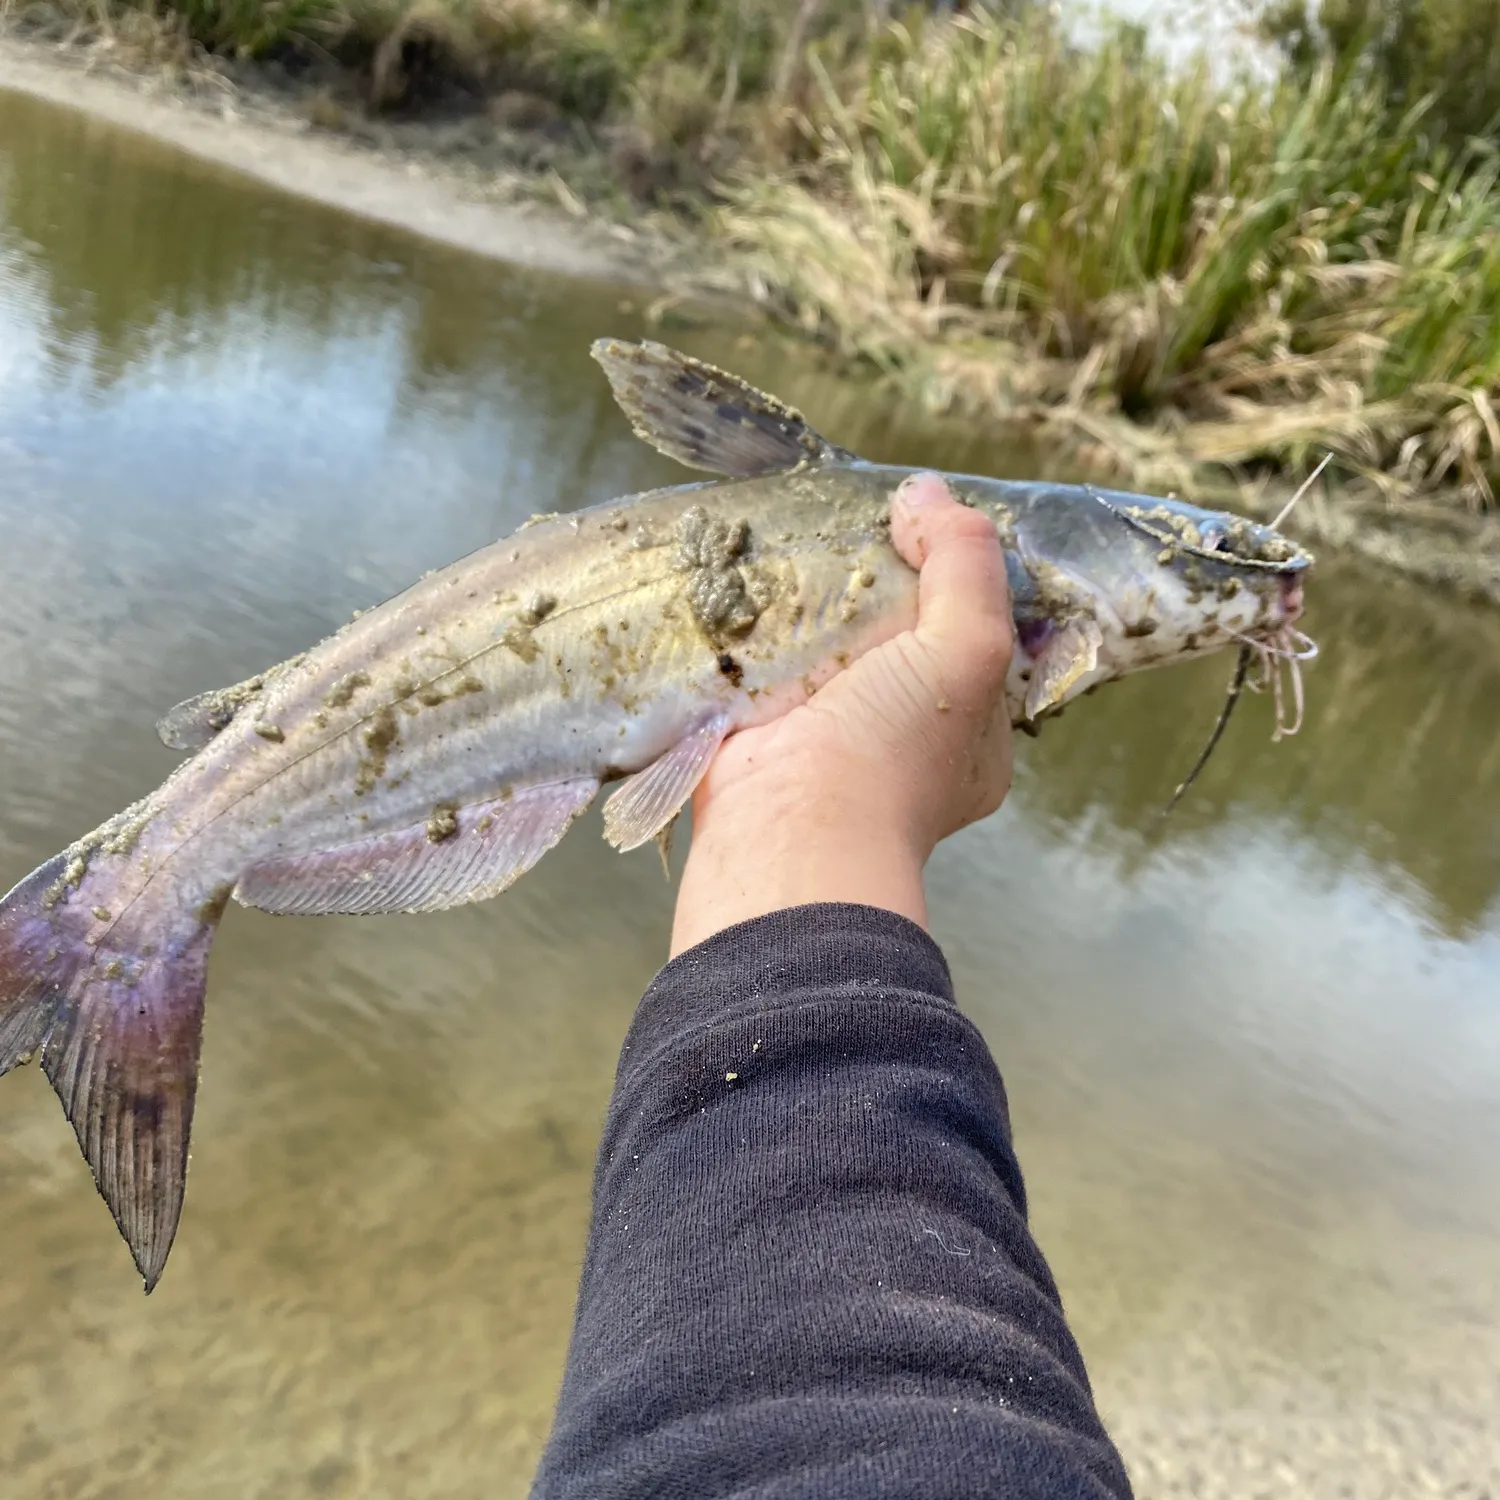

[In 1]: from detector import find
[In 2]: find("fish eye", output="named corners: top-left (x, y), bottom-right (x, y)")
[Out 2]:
top-left (1195, 523), bottom-right (1227, 552)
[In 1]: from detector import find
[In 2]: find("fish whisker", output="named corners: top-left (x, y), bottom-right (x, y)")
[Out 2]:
top-left (1227, 625), bottom-right (1317, 740)
top-left (1158, 644), bottom-right (1254, 819)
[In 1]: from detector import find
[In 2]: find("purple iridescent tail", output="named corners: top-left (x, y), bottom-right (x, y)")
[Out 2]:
top-left (0, 851), bottom-right (221, 1292)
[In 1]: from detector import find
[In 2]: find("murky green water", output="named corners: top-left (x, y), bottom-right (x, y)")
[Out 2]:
top-left (1, 87), bottom-right (1497, 1500)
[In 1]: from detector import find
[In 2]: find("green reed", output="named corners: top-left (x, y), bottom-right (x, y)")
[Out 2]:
top-left (714, 7), bottom-right (1500, 506)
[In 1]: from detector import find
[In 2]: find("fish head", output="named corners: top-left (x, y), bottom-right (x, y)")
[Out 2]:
top-left (975, 480), bottom-right (1314, 722)
top-left (1081, 488), bottom-right (1310, 650)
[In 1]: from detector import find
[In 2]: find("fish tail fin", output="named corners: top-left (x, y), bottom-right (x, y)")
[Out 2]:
top-left (0, 852), bottom-right (224, 1292)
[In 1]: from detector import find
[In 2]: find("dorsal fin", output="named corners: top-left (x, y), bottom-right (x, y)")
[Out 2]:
top-left (591, 338), bottom-right (856, 477)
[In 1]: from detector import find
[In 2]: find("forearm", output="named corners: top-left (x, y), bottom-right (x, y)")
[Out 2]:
top-left (532, 905), bottom-right (1131, 1500)
top-left (671, 780), bottom-right (929, 955)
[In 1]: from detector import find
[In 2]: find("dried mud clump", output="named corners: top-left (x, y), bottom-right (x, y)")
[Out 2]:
top-left (675, 506), bottom-right (762, 639)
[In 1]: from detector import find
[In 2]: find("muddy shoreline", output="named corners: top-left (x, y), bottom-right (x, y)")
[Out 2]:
top-left (0, 30), bottom-right (670, 289)
top-left (2, 28), bottom-right (1498, 608)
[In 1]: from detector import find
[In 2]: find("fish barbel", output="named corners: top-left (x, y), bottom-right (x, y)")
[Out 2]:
top-left (0, 339), bottom-right (1313, 1288)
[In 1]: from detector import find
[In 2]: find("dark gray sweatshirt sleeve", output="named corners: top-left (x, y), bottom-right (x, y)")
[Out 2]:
top-left (531, 903), bottom-right (1133, 1500)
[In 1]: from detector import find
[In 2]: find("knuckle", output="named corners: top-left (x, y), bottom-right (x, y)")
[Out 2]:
top-left (966, 633), bottom-right (1013, 689)
top-left (939, 514), bottom-right (1004, 555)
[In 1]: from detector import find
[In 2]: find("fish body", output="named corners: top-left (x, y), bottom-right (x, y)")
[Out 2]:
top-left (0, 340), bottom-right (1312, 1289)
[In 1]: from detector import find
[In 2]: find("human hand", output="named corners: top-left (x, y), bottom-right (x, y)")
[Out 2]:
top-left (670, 472), bottom-right (1015, 956)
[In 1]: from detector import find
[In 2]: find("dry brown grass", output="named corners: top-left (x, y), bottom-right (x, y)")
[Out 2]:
top-left (709, 7), bottom-right (1500, 514)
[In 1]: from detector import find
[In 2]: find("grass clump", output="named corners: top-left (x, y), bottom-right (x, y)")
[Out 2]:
top-left (352, 0), bottom-right (620, 117)
top-left (713, 6), bottom-right (1500, 510)
top-left (171, 0), bottom-right (337, 54)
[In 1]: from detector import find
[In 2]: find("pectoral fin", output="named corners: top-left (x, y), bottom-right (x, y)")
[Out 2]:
top-left (591, 339), bottom-right (856, 477)
top-left (1024, 617), bottom-right (1103, 721)
top-left (602, 714), bottom-right (731, 852)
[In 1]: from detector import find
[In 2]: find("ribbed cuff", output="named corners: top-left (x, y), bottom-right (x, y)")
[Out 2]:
top-left (617, 903), bottom-right (957, 1094)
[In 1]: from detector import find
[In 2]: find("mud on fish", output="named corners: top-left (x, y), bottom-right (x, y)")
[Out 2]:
top-left (0, 339), bottom-right (1314, 1289)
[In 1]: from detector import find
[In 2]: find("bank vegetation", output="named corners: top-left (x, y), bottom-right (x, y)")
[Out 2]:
top-left (6, 0), bottom-right (1500, 556)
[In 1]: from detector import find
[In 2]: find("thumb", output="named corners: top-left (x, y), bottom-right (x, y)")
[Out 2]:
top-left (890, 472), bottom-right (1013, 701)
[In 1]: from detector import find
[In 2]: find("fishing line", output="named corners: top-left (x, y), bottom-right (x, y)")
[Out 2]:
top-left (1270, 452), bottom-right (1332, 530)
top-left (1090, 490), bottom-right (1297, 570)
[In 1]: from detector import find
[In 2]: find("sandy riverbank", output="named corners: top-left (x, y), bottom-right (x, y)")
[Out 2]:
top-left (0, 31), bottom-right (665, 289)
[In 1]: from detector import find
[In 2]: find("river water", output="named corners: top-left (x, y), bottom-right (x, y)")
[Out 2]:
top-left (1, 86), bottom-right (1497, 1500)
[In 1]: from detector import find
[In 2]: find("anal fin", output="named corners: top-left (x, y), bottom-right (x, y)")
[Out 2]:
top-left (590, 339), bottom-right (855, 478)
top-left (602, 715), bottom-right (731, 853)
top-left (236, 778), bottom-right (598, 917)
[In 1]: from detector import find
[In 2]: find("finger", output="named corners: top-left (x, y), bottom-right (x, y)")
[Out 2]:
top-left (890, 473), bottom-right (1013, 692)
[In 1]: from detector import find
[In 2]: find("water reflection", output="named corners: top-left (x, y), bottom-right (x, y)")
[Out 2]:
top-left (0, 80), bottom-right (1497, 1500)
top-left (0, 90), bottom-right (515, 395)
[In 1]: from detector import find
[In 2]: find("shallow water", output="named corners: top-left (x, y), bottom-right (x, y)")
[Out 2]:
top-left (1, 85), bottom-right (1497, 1500)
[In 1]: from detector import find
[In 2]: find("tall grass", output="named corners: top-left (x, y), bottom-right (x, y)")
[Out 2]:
top-left (716, 8), bottom-right (1500, 508)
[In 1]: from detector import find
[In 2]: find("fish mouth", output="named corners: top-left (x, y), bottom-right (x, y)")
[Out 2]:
top-left (1233, 569), bottom-right (1311, 659)
top-left (1279, 571), bottom-right (1305, 626)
